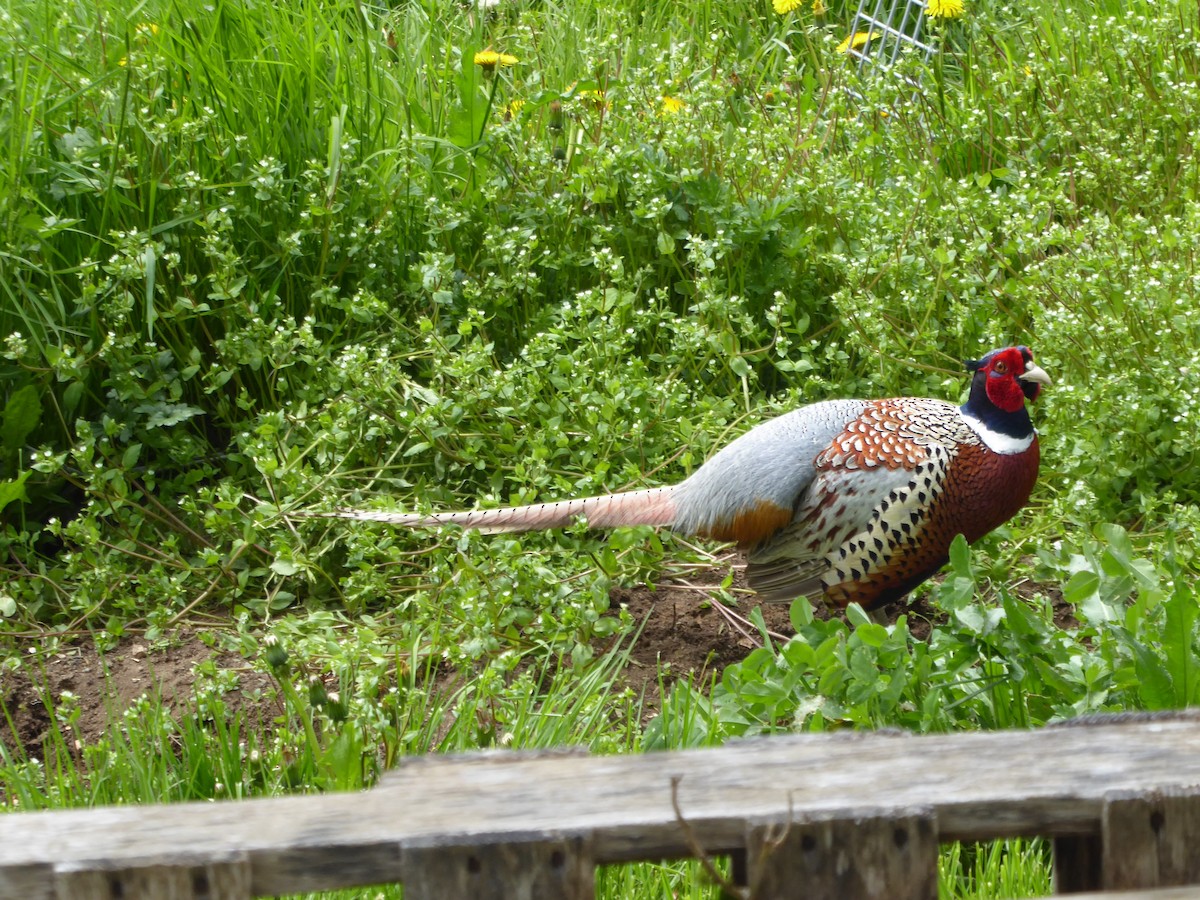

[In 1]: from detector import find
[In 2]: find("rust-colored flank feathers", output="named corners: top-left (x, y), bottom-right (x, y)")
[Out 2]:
top-left (701, 500), bottom-right (795, 545)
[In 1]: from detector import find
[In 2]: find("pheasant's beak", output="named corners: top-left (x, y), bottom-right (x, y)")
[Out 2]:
top-left (1019, 363), bottom-right (1052, 386)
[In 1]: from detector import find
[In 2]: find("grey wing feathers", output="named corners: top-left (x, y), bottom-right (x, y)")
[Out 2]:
top-left (743, 527), bottom-right (831, 602)
top-left (746, 558), bottom-right (828, 603)
top-left (672, 400), bottom-right (866, 537)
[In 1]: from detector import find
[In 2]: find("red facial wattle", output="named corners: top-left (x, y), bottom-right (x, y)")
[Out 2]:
top-left (982, 348), bottom-right (1035, 413)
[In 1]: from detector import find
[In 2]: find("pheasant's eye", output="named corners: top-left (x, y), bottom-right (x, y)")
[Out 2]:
top-left (993, 360), bottom-right (1008, 375)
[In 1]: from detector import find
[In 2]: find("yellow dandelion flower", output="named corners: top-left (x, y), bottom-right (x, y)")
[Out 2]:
top-left (925, 0), bottom-right (964, 18)
top-left (575, 88), bottom-right (608, 111)
top-left (812, 0), bottom-right (827, 13)
top-left (474, 49), bottom-right (519, 72)
top-left (505, 98), bottom-right (526, 120)
top-left (660, 95), bottom-right (685, 116)
top-left (135, 23), bottom-right (160, 36)
top-left (836, 31), bottom-right (879, 53)
top-left (773, 0), bottom-right (804, 13)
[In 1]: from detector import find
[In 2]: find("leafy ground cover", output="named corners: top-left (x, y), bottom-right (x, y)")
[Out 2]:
top-left (2, 0), bottom-right (1200, 893)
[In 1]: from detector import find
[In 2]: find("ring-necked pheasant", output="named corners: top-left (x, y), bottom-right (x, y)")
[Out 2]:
top-left (309, 346), bottom-right (1049, 613)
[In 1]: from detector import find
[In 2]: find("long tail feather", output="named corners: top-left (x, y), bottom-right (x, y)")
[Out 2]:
top-left (300, 486), bottom-right (677, 535)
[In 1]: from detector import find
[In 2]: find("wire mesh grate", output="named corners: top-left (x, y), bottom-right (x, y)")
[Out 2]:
top-left (844, 0), bottom-right (938, 73)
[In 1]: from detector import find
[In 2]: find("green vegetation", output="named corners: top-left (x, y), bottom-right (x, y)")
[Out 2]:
top-left (2, 0), bottom-right (1199, 893)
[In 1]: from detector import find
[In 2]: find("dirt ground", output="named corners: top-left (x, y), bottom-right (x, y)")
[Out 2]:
top-left (0, 559), bottom-right (1069, 763)
top-left (1, 631), bottom-right (278, 764)
top-left (606, 566), bottom-right (796, 717)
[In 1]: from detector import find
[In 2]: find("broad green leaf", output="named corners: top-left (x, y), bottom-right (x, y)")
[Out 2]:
top-left (1097, 523), bottom-right (1135, 574)
top-left (814, 634), bottom-right (845, 667)
top-left (879, 665), bottom-right (910, 709)
top-left (134, 402), bottom-right (203, 428)
top-left (1063, 570), bottom-right (1100, 607)
top-left (953, 604), bottom-right (986, 635)
top-left (1132, 642), bottom-right (1175, 710)
top-left (844, 603), bottom-right (871, 628)
top-left (63, 380), bottom-right (85, 415)
top-left (817, 664), bottom-right (847, 697)
top-left (269, 591), bottom-right (296, 610)
top-left (1001, 589), bottom-right (1041, 636)
top-left (748, 606), bottom-right (773, 647)
top-left (0, 471), bottom-right (31, 514)
top-left (2, 385), bottom-right (42, 452)
top-left (1129, 559), bottom-right (1160, 592)
top-left (948, 534), bottom-right (972, 576)
top-left (144, 244), bottom-right (157, 341)
top-left (1162, 581), bottom-right (1198, 705)
top-left (939, 576), bottom-right (976, 610)
top-left (270, 558), bottom-right (301, 576)
top-left (1081, 591), bottom-right (1117, 625)
top-left (780, 639), bottom-right (816, 668)
top-left (854, 622), bottom-right (888, 648)
top-left (1032, 657), bottom-right (1075, 697)
top-left (122, 443), bottom-right (143, 470)
top-left (789, 596), bottom-right (814, 629)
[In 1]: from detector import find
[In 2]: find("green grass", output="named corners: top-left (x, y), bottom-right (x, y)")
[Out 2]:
top-left (3, 0), bottom-right (1200, 894)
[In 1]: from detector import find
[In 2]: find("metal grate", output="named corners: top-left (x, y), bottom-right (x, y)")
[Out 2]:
top-left (844, 0), bottom-right (938, 73)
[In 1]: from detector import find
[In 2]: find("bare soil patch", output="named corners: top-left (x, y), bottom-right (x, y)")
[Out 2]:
top-left (1, 558), bottom-right (1068, 760)
top-left (1, 632), bottom-right (276, 763)
top-left (608, 574), bottom-right (795, 717)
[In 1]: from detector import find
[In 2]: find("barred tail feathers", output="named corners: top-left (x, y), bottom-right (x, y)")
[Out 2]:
top-left (314, 486), bottom-right (678, 534)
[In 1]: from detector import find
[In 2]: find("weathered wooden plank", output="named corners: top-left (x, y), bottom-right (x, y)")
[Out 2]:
top-left (1052, 833), bottom-right (1103, 893)
top-left (54, 855), bottom-right (252, 900)
top-left (1056, 785), bottom-right (1200, 893)
top-left (1051, 889), bottom-right (1200, 900)
top-left (0, 864), bottom-right (55, 900)
top-left (401, 835), bottom-right (594, 900)
top-left (1102, 786), bottom-right (1200, 889)
top-left (56, 866), bottom-right (193, 899)
top-left (1, 718), bottom-right (1199, 898)
top-left (247, 841), bottom-right (402, 896)
top-left (201, 855), bottom-right (255, 899)
top-left (49, 870), bottom-right (117, 900)
top-left (745, 807), bottom-right (937, 900)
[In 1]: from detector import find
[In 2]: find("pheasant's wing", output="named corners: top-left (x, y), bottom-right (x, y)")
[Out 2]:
top-left (743, 461), bottom-right (922, 602)
top-left (743, 537), bottom-right (828, 602)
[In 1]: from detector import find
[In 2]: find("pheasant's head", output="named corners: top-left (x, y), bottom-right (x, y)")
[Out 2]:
top-left (965, 346), bottom-right (1051, 413)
